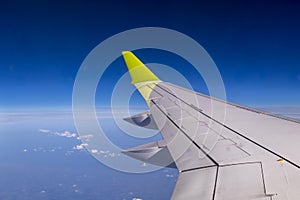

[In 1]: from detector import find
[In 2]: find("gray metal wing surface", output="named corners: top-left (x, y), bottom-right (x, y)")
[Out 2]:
top-left (121, 51), bottom-right (300, 200)
top-left (148, 82), bottom-right (300, 200)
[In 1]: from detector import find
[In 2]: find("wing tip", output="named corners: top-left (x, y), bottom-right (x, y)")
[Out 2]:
top-left (121, 51), bottom-right (160, 83)
top-left (122, 51), bottom-right (130, 56)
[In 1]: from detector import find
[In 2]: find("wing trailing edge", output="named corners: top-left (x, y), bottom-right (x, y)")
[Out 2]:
top-left (123, 111), bottom-right (158, 130)
top-left (122, 140), bottom-right (176, 168)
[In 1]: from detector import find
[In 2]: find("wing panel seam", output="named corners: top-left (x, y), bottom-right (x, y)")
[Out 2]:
top-left (154, 84), bottom-right (300, 170)
top-left (151, 99), bottom-right (219, 167)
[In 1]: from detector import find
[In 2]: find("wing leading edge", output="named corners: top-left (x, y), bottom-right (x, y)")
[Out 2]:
top-left (122, 51), bottom-right (300, 200)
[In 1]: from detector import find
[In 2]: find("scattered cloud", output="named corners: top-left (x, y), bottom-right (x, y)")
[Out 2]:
top-left (75, 147), bottom-right (120, 158)
top-left (165, 174), bottom-right (174, 178)
top-left (54, 131), bottom-right (77, 138)
top-left (65, 150), bottom-right (75, 156)
top-left (23, 146), bottom-right (63, 154)
top-left (38, 129), bottom-right (121, 158)
top-left (90, 149), bottom-right (98, 154)
top-left (74, 143), bottom-right (88, 150)
top-left (99, 150), bottom-right (109, 154)
top-left (99, 150), bottom-right (120, 158)
top-left (38, 129), bottom-right (51, 133)
top-left (77, 134), bottom-right (93, 141)
top-left (132, 198), bottom-right (143, 200)
top-left (38, 129), bottom-right (77, 138)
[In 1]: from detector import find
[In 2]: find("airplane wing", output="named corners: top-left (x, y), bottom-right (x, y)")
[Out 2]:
top-left (121, 51), bottom-right (300, 200)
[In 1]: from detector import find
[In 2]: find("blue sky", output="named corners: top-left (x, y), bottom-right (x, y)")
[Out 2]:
top-left (1, 0), bottom-right (300, 109)
top-left (0, 2), bottom-right (300, 199)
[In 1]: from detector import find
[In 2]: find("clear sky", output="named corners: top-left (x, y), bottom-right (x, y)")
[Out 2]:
top-left (1, 0), bottom-right (300, 109)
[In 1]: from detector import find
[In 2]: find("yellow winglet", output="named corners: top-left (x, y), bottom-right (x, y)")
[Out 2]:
top-left (122, 51), bottom-right (160, 84)
top-left (122, 51), bottom-right (160, 107)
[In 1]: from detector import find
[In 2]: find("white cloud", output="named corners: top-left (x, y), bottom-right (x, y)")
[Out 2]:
top-left (109, 152), bottom-right (116, 157)
top-left (165, 174), bottom-right (174, 178)
top-left (84, 149), bottom-right (120, 157)
top-left (54, 131), bottom-right (77, 138)
top-left (38, 129), bottom-right (51, 133)
top-left (71, 141), bottom-right (120, 158)
top-left (100, 150), bottom-right (120, 157)
top-left (30, 147), bottom-right (61, 153)
top-left (91, 149), bottom-right (98, 154)
top-left (132, 198), bottom-right (143, 200)
top-left (78, 134), bottom-right (94, 141)
top-left (65, 150), bottom-right (75, 156)
top-left (39, 129), bottom-right (77, 138)
top-left (99, 150), bottom-right (109, 154)
top-left (74, 143), bottom-right (88, 150)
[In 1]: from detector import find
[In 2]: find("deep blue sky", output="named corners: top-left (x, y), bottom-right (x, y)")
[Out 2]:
top-left (1, 0), bottom-right (300, 109)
